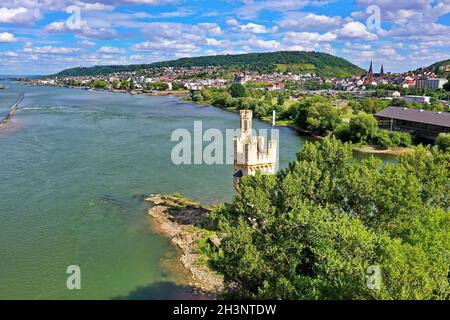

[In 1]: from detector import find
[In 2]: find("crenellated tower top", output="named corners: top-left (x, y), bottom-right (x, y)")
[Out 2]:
top-left (233, 110), bottom-right (278, 191)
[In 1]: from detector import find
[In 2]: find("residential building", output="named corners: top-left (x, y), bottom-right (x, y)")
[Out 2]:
top-left (402, 95), bottom-right (431, 104)
top-left (426, 78), bottom-right (448, 90)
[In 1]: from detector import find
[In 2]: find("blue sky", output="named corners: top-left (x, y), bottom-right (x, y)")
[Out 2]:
top-left (0, 0), bottom-right (449, 75)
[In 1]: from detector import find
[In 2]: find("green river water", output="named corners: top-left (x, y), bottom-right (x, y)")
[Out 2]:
top-left (0, 82), bottom-right (395, 299)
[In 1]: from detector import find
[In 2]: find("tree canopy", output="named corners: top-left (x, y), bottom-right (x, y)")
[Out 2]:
top-left (209, 137), bottom-right (450, 300)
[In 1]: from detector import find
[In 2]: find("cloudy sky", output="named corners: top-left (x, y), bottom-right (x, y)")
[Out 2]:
top-left (0, 0), bottom-right (449, 75)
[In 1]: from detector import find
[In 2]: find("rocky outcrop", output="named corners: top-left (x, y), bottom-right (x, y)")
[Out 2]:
top-left (146, 194), bottom-right (223, 298)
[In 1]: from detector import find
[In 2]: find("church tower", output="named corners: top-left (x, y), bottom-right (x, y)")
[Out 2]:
top-left (365, 61), bottom-right (375, 84)
top-left (233, 110), bottom-right (277, 191)
top-left (380, 64), bottom-right (385, 78)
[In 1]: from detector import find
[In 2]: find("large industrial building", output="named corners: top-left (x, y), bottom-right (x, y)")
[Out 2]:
top-left (375, 107), bottom-right (450, 141)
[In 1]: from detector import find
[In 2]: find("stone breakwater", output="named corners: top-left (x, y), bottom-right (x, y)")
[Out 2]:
top-left (0, 95), bottom-right (24, 128)
top-left (146, 194), bottom-right (223, 298)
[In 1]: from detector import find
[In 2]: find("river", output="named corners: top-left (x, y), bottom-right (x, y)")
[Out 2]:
top-left (0, 82), bottom-right (395, 299)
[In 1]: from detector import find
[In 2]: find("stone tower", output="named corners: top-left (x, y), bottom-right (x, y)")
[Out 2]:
top-left (233, 110), bottom-right (277, 191)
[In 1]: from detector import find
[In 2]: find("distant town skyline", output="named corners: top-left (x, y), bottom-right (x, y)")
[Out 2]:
top-left (0, 0), bottom-right (449, 75)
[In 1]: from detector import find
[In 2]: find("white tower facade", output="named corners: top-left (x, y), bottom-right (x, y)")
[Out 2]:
top-left (233, 110), bottom-right (277, 190)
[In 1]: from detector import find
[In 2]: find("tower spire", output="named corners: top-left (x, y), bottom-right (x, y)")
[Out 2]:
top-left (365, 61), bottom-right (375, 84)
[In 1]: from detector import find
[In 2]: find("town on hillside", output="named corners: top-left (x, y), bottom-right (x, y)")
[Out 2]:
top-left (23, 59), bottom-right (450, 152)
top-left (28, 60), bottom-right (450, 103)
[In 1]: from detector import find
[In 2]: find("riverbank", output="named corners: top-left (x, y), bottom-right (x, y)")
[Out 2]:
top-left (24, 82), bottom-right (189, 97)
top-left (187, 99), bottom-right (407, 156)
top-left (352, 145), bottom-right (410, 155)
top-left (146, 194), bottom-right (223, 299)
top-left (0, 95), bottom-right (24, 129)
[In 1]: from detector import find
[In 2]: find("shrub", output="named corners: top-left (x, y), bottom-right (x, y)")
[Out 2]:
top-left (436, 133), bottom-right (450, 152)
top-left (334, 122), bottom-right (351, 142)
top-left (373, 130), bottom-right (413, 148)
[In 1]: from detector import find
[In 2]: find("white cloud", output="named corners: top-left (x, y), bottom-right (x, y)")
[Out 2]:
top-left (45, 20), bottom-right (119, 40)
top-left (133, 39), bottom-right (198, 52)
top-left (278, 13), bottom-right (342, 30)
top-left (206, 38), bottom-right (227, 47)
top-left (78, 39), bottom-right (96, 47)
top-left (0, 6), bottom-right (40, 24)
top-left (352, 0), bottom-right (450, 25)
top-left (195, 23), bottom-right (223, 36)
top-left (0, 51), bottom-right (18, 57)
top-left (238, 23), bottom-right (271, 34)
top-left (284, 31), bottom-right (337, 43)
top-left (0, 32), bottom-right (18, 43)
top-left (338, 21), bottom-right (378, 40)
top-left (226, 19), bottom-right (239, 26)
top-left (97, 46), bottom-right (125, 53)
top-left (236, 0), bottom-right (333, 19)
top-left (246, 37), bottom-right (281, 50)
top-left (24, 46), bottom-right (81, 54)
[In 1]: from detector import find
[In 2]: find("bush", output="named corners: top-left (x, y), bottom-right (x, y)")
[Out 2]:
top-left (373, 130), bottom-right (413, 148)
top-left (334, 122), bottom-right (351, 142)
top-left (390, 131), bottom-right (413, 147)
top-left (436, 133), bottom-right (450, 152)
top-left (373, 129), bottom-right (394, 148)
top-left (192, 92), bottom-right (204, 102)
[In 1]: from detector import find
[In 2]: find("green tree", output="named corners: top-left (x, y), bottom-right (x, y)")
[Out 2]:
top-left (436, 133), bottom-right (450, 152)
top-left (210, 137), bottom-right (450, 300)
top-left (94, 80), bottom-right (108, 89)
top-left (112, 80), bottom-right (120, 90)
top-left (442, 79), bottom-right (450, 92)
top-left (348, 112), bottom-right (378, 142)
top-left (306, 102), bottom-right (342, 134)
top-left (229, 83), bottom-right (248, 98)
top-left (277, 93), bottom-right (285, 106)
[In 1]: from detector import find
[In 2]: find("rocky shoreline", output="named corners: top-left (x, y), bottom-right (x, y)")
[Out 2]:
top-left (146, 194), bottom-right (223, 299)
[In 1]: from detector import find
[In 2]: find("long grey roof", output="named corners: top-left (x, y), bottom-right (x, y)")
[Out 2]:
top-left (375, 107), bottom-right (450, 128)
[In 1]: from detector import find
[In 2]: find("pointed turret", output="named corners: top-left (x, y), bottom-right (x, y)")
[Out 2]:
top-left (365, 61), bottom-right (375, 84)
top-left (380, 64), bottom-right (384, 78)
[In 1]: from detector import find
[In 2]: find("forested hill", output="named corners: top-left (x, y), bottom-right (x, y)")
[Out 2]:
top-left (423, 59), bottom-right (450, 75)
top-left (53, 51), bottom-right (365, 78)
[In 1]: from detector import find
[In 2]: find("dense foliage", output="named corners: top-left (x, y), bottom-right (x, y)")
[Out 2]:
top-left (190, 85), bottom-right (419, 148)
top-left (209, 138), bottom-right (450, 299)
top-left (436, 133), bottom-right (450, 152)
top-left (229, 83), bottom-right (248, 98)
top-left (54, 51), bottom-right (365, 78)
top-left (335, 113), bottom-right (413, 148)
